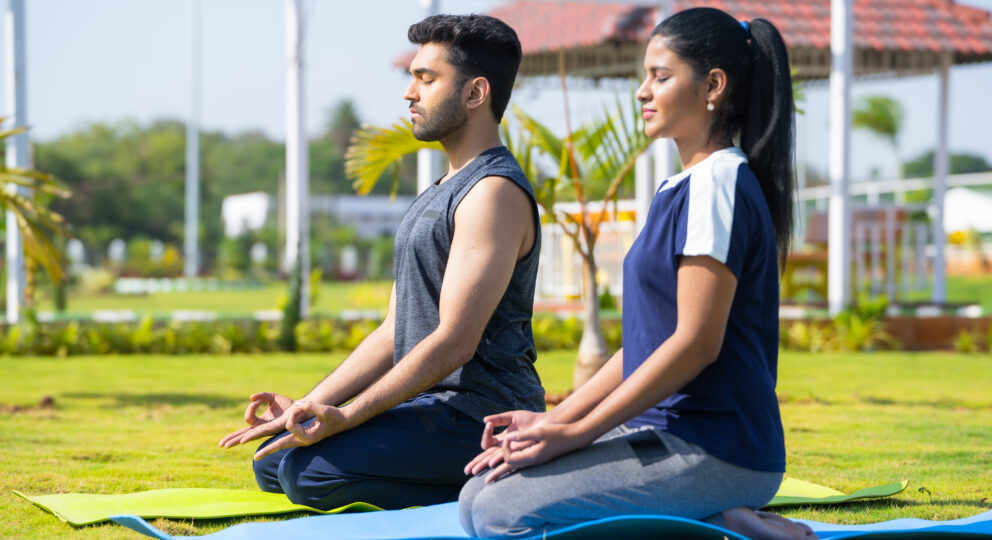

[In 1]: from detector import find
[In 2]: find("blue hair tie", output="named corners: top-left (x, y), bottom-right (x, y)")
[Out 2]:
top-left (740, 20), bottom-right (750, 39)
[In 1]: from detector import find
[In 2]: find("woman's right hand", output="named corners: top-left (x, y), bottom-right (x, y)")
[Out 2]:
top-left (463, 410), bottom-right (549, 476)
top-left (218, 392), bottom-right (300, 448)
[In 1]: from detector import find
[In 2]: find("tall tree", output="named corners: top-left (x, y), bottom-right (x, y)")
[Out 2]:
top-left (325, 99), bottom-right (362, 154)
top-left (902, 150), bottom-right (992, 179)
top-left (35, 120), bottom-right (290, 270)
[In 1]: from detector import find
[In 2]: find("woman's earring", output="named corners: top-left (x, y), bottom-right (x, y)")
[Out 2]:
top-left (706, 101), bottom-right (715, 111)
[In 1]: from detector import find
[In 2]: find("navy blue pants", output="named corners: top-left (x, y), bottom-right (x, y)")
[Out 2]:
top-left (252, 394), bottom-right (484, 510)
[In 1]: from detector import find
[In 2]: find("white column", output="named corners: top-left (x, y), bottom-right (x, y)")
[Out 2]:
top-left (932, 53), bottom-right (950, 304)
top-left (419, 0), bottom-right (439, 13)
top-left (4, 0), bottom-right (27, 324)
top-left (415, 0), bottom-right (441, 194)
top-left (885, 207), bottom-right (897, 301)
top-left (184, 0), bottom-right (202, 278)
top-left (828, 0), bottom-right (853, 315)
top-left (796, 104), bottom-right (808, 244)
top-left (652, 138), bottom-right (675, 190)
top-left (634, 152), bottom-right (652, 233)
top-left (656, 0), bottom-right (674, 22)
top-left (417, 148), bottom-right (440, 194)
top-left (285, 0), bottom-right (309, 316)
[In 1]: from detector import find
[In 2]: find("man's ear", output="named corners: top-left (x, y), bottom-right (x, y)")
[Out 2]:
top-left (464, 76), bottom-right (491, 113)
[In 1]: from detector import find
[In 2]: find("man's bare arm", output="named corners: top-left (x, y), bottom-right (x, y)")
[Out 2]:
top-left (301, 284), bottom-right (398, 406)
top-left (253, 176), bottom-right (535, 458)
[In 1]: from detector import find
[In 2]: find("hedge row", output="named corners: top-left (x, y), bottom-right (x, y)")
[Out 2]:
top-left (0, 316), bottom-right (625, 357)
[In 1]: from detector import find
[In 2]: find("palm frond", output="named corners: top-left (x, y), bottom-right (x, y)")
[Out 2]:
top-left (0, 169), bottom-right (71, 197)
top-left (344, 119), bottom-right (441, 195)
top-left (512, 105), bottom-right (581, 180)
top-left (3, 198), bottom-right (65, 283)
top-left (0, 120), bottom-right (72, 285)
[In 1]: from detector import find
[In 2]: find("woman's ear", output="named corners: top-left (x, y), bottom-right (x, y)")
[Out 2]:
top-left (706, 68), bottom-right (729, 106)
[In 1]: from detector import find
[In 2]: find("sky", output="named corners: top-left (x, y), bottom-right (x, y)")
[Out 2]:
top-left (6, 0), bottom-right (992, 183)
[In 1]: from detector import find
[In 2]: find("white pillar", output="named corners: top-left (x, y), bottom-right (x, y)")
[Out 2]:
top-left (417, 148), bottom-right (440, 194)
top-left (652, 138), bottom-right (675, 190)
top-left (285, 0), bottom-right (309, 316)
top-left (796, 104), bottom-right (808, 244)
top-left (655, 0), bottom-right (674, 22)
top-left (634, 152), bottom-right (652, 233)
top-left (885, 207), bottom-right (897, 301)
top-left (4, 0), bottom-right (27, 324)
top-left (415, 0), bottom-right (442, 195)
top-left (184, 0), bottom-right (202, 278)
top-left (932, 53), bottom-right (950, 304)
top-left (828, 0), bottom-right (853, 315)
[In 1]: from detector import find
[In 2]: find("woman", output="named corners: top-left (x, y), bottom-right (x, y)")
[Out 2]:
top-left (458, 8), bottom-right (816, 540)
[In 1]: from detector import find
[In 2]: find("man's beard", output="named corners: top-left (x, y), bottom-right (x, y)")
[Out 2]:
top-left (411, 88), bottom-right (467, 142)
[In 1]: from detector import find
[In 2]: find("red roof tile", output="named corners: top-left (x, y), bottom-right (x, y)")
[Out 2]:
top-left (394, 0), bottom-right (992, 71)
top-left (486, 0), bottom-right (992, 55)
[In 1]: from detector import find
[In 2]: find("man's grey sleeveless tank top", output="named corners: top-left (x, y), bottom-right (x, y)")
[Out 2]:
top-left (392, 145), bottom-right (545, 421)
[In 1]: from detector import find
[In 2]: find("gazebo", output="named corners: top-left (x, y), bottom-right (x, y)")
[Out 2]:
top-left (401, 0), bottom-right (992, 313)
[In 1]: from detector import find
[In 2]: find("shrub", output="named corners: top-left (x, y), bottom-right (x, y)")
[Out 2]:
top-left (830, 310), bottom-right (900, 352)
top-left (784, 321), bottom-right (836, 353)
top-left (603, 320), bottom-right (623, 351)
top-left (988, 322), bottom-right (992, 354)
top-left (532, 316), bottom-right (622, 352)
top-left (952, 330), bottom-right (979, 354)
top-left (0, 317), bottom-right (384, 357)
top-left (532, 316), bottom-right (581, 351)
top-left (76, 268), bottom-right (116, 295)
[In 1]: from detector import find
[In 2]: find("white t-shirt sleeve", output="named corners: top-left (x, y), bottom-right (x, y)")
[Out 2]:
top-left (681, 151), bottom-right (746, 264)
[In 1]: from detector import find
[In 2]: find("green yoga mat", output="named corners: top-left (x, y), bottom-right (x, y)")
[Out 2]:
top-left (768, 478), bottom-right (909, 507)
top-left (16, 478), bottom-right (908, 527)
top-left (13, 488), bottom-right (381, 527)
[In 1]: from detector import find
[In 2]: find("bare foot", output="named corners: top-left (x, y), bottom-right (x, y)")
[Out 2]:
top-left (722, 507), bottom-right (817, 539)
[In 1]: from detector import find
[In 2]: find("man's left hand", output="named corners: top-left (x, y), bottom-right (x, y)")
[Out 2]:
top-left (252, 401), bottom-right (350, 461)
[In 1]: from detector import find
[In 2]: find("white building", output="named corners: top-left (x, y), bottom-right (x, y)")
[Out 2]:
top-left (221, 192), bottom-right (415, 239)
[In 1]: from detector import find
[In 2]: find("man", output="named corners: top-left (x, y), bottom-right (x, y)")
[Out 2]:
top-left (219, 14), bottom-right (545, 511)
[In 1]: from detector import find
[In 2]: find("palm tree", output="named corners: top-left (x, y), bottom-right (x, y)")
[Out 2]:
top-left (852, 95), bottom-right (904, 203)
top-left (506, 98), bottom-right (650, 388)
top-left (344, 92), bottom-right (649, 390)
top-left (0, 120), bottom-right (71, 309)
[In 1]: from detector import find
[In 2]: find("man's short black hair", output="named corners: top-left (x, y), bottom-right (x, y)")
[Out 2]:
top-left (408, 14), bottom-right (521, 122)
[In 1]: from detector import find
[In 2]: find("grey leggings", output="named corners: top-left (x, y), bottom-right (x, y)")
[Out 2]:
top-left (459, 425), bottom-right (783, 538)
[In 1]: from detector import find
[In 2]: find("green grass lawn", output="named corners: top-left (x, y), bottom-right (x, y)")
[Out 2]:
top-left (35, 273), bottom-right (992, 317)
top-left (2, 350), bottom-right (990, 538)
top-left (34, 281), bottom-right (394, 318)
top-left (903, 274), bottom-right (992, 312)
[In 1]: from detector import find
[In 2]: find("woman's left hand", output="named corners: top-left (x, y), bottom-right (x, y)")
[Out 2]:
top-left (485, 421), bottom-right (592, 484)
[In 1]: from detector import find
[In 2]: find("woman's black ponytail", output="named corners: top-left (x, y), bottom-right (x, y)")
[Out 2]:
top-left (741, 19), bottom-right (795, 266)
top-left (653, 8), bottom-right (796, 265)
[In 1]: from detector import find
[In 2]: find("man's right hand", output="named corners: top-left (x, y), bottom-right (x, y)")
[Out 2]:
top-left (218, 392), bottom-right (303, 448)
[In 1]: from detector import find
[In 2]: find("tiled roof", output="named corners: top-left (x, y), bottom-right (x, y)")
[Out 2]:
top-left (489, 0), bottom-right (992, 55)
top-left (488, 2), bottom-right (655, 54)
top-left (394, 0), bottom-right (992, 69)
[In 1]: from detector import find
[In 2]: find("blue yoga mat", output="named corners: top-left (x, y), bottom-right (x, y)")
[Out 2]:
top-left (112, 502), bottom-right (992, 540)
